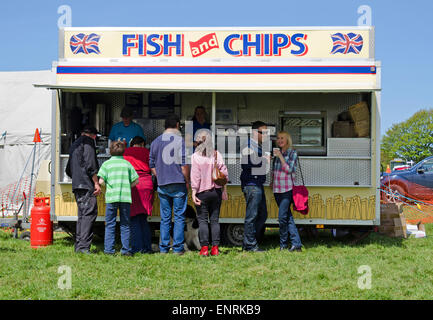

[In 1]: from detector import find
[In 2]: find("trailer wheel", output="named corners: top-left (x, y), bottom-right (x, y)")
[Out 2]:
top-left (19, 231), bottom-right (30, 241)
top-left (222, 224), bottom-right (244, 247)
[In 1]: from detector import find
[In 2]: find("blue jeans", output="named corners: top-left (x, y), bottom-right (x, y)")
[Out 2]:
top-left (104, 202), bottom-right (131, 255)
top-left (242, 185), bottom-right (268, 250)
top-left (157, 183), bottom-right (188, 253)
top-left (130, 214), bottom-right (152, 254)
top-left (274, 191), bottom-right (302, 248)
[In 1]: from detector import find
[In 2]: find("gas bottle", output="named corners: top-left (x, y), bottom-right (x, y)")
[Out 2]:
top-left (30, 197), bottom-right (53, 248)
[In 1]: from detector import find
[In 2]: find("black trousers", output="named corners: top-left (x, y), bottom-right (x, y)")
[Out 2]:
top-left (196, 188), bottom-right (222, 247)
top-left (73, 189), bottom-right (98, 251)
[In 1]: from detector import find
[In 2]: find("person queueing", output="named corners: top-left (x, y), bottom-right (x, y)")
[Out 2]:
top-left (98, 141), bottom-right (139, 256)
top-left (272, 131), bottom-right (302, 252)
top-left (149, 114), bottom-right (190, 255)
top-left (109, 107), bottom-right (146, 147)
top-left (240, 121), bottom-right (271, 252)
top-left (192, 106), bottom-right (211, 149)
top-left (123, 136), bottom-right (154, 254)
top-left (191, 129), bottom-right (229, 256)
top-left (65, 126), bottom-right (101, 254)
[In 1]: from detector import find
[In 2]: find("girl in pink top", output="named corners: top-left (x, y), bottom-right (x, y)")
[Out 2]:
top-left (191, 129), bottom-right (228, 256)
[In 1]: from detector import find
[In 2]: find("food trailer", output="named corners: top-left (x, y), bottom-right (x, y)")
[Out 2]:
top-left (35, 26), bottom-right (381, 246)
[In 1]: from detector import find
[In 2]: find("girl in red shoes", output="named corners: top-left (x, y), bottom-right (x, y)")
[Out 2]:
top-left (191, 129), bottom-right (228, 256)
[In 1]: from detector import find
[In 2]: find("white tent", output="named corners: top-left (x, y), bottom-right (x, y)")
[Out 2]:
top-left (0, 70), bottom-right (52, 215)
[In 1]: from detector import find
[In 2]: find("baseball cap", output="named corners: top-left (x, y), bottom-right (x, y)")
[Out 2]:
top-left (82, 126), bottom-right (99, 135)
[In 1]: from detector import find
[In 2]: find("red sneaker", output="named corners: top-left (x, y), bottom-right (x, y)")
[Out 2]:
top-left (199, 246), bottom-right (209, 256)
top-left (210, 246), bottom-right (219, 256)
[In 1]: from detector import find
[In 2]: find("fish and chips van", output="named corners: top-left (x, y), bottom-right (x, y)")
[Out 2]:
top-left (34, 26), bottom-right (381, 245)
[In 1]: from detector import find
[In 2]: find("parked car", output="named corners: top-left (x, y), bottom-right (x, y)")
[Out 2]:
top-left (393, 164), bottom-right (411, 171)
top-left (381, 156), bottom-right (433, 203)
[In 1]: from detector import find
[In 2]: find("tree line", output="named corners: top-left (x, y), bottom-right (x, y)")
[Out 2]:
top-left (381, 109), bottom-right (433, 170)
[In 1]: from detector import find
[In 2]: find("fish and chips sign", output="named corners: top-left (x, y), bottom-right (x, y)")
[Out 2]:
top-left (63, 28), bottom-right (373, 60)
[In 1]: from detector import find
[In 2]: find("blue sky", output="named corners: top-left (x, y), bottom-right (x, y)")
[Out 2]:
top-left (0, 0), bottom-right (432, 135)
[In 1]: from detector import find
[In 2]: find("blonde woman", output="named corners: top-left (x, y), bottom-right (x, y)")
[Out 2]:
top-left (272, 131), bottom-right (302, 252)
top-left (191, 129), bottom-right (228, 256)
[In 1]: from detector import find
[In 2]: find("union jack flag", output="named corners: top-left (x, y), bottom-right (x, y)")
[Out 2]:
top-left (330, 33), bottom-right (363, 54)
top-left (70, 33), bottom-right (101, 54)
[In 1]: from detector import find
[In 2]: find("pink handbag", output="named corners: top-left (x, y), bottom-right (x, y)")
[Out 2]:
top-left (290, 158), bottom-right (309, 215)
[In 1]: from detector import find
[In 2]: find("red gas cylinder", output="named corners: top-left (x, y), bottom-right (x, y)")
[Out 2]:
top-left (30, 197), bottom-right (53, 248)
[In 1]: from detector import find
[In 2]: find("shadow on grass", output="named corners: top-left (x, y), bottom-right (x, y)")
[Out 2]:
top-left (53, 223), bottom-right (408, 255)
top-left (54, 230), bottom-right (107, 253)
top-left (258, 227), bottom-right (406, 250)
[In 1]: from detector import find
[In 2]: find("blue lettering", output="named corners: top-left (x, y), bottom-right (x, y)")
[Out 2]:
top-left (272, 34), bottom-right (290, 56)
top-left (224, 34), bottom-right (241, 56)
top-left (163, 34), bottom-right (183, 56)
top-left (243, 34), bottom-right (261, 56)
top-left (138, 34), bottom-right (145, 56)
top-left (264, 34), bottom-right (271, 55)
top-left (290, 33), bottom-right (308, 56)
top-left (147, 34), bottom-right (162, 56)
top-left (122, 34), bottom-right (137, 56)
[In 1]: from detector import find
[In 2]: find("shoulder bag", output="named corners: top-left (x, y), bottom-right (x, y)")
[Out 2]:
top-left (290, 155), bottom-right (309, 215)
top-left (212, 150), bottom-right (228, 187)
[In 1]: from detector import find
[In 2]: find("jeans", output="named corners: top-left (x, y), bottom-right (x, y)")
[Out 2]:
top-left (196, 188), bottom-right (222, 247)
top-left (157, 183), bottom-right (188, 253)
top-left (242, 185), bottom-right (268, 250)
top-left (130, 214), bottom-right (152, 254)
top-left (73, 189), bottom-right (98, 252)
top-left (104, 202), bottom-right (131, 255)
top-left (274, 191), bottom-right (302, 248)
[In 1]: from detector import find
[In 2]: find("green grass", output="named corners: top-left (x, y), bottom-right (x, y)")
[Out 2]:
top-left (1, 226), bottom-right (433, 300)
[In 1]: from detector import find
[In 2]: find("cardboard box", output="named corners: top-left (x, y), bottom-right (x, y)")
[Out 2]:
top-left (380, 203), bottom-right (404, 215)
top-left (380, 218), bottom-right (395, 226)
top-left (332, 121), bottom-right (356, 138)
top-left (406, 223), bottom-right (426, 238)
top-left (393, 229), bottom-right (407, 238)
top-left (349, 101), bottom-right (370, 122)
top-left (393, 216), bottom-right (406, 227)
top-left (381, 214), bottom-right (401, 222)
top-left (354, 120), bottom-right (370, 137)
top-left (379, 203), bottom-right (407, 238)
top-left (378, 225), bottom-right (405, 232)
top-left (378, 225), bottom-right (407, 238)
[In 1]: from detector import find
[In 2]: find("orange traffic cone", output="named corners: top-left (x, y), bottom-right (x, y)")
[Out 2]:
top-left (386, 165), bottom-right (391, 173)
top-left (33, 128), bottom-right (41, 143)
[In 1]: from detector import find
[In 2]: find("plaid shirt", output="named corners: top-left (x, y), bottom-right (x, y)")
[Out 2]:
top-left (272, 149), bottom-right (298, 193)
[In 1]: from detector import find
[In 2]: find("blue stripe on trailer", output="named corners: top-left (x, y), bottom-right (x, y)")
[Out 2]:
top-left (57, 65), bottom-right (376, 74)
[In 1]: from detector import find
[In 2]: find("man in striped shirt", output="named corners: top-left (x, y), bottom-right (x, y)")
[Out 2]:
top-left (98, 141), bottom-right (139, 256)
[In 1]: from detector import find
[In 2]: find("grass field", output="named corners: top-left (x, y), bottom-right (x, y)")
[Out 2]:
top-left (1, 225), bottom-right (432, 300)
